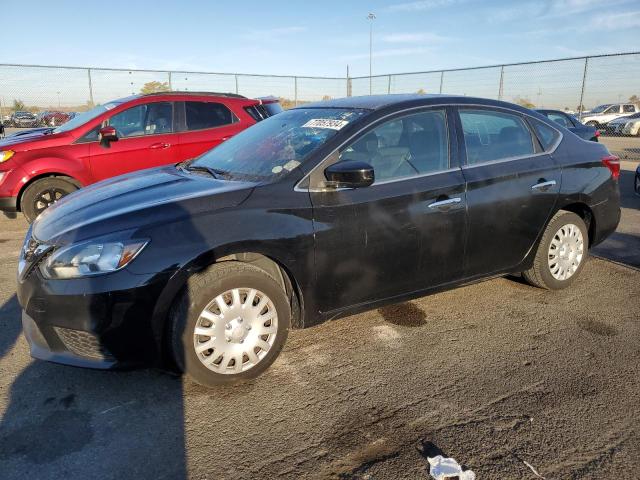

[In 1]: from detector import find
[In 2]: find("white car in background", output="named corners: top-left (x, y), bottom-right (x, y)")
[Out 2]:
top-left (581, 103), bottom-right (640, 128)
top-left (606, 112), bottom-right (640, 136)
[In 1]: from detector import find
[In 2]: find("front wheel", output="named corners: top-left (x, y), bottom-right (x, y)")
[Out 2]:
top-left (170, 262), bottom-right (290, 387)
top-left (522, 211), bottom-right (588, 290)
top-left (21, 177), bottom-right (78, 223)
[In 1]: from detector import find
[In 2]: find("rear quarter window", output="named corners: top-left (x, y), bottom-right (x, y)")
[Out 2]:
top-left (185, 102), bottom-right (238, 130)
top-left (530, 118), bottom-right (561, 151)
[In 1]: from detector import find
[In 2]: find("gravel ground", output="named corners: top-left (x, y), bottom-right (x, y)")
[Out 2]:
top-left (0, 162), bottom-right (638, 479)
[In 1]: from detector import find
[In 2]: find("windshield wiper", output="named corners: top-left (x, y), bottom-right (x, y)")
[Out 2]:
top-left (177, 160), bottom-right (233, 179)
top-left (183, 164), bottom-right (219, 178)
top-left (209, 168), bottom-right (233, 179)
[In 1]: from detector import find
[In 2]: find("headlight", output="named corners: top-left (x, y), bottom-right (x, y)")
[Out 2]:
top-left (40, 238), bottom-right (148, 279)
top-left (0, 150), bottom-right (14, 163)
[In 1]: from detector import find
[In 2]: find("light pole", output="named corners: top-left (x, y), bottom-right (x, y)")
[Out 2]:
top-left (367, 12), bottom-right (376, 95)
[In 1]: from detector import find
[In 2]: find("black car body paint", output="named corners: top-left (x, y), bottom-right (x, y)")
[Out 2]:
top-left (17, 95), bottom-right (621, 369)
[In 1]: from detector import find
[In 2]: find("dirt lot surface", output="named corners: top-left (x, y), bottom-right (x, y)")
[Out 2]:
top-left (599, 135), bottom-right (640, 160)
top-left (0, 161), bottom-right (638, 479)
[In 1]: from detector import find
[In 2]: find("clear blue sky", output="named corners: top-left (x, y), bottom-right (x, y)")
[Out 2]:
top-left (2, 0), bottom-right (639, 77)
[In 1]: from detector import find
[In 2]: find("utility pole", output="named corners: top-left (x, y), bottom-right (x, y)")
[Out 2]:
top-left (367, 12), bottom-right (376, 95)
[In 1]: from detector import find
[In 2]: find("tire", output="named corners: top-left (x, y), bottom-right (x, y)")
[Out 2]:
top-left (169, 262), bottom-right (291, 387)
top-left (21, 177), bottom-right (78, 223)
top-left (522, 210), bottom-right (588, 290)
top-left (585, 121), bottom-right (599, 128)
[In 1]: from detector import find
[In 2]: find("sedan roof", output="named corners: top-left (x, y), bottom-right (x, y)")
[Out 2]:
top-left (298, 94), bottom-right (495, 111)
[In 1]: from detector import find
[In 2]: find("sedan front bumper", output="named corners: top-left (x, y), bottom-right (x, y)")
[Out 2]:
top-left (17, 263), bottom-right (177, 369)
top-left (22, 309), bottom-right (118, 369)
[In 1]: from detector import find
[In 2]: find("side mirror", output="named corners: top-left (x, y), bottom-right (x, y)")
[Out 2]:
top-left (324, 160), bottom-right (374, 189)
top-left (98, 126), bottom-right (118, 147)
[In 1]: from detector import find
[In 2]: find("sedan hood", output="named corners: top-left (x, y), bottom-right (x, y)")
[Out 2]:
top-left (33, 166), bottom-right (255, 244)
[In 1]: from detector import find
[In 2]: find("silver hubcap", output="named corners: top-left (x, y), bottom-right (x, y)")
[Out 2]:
top-left (548, 223), bottom-right (584, 281)
top-left (193, 288), bottom-right (278, 374)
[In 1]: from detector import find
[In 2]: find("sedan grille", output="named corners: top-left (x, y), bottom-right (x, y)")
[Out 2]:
top-left (54, 327), bottom-right (114, 361)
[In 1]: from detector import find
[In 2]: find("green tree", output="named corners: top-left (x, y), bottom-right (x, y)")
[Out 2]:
top-left (417, 88), bottom-right (426, 94)
top-left (514, 96), bottom-right (535, 109)
top-left (12, 99), bottom-right (26, 111)
top-left (140, 81), bottom-right (170, 95)
top-left (630, 95), bottom-right (639, 105)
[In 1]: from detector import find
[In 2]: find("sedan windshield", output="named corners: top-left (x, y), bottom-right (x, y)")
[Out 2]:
top-left (52, 96), bottom-right (135, 134)
top-left (188, 108), bottom-right (367, 181)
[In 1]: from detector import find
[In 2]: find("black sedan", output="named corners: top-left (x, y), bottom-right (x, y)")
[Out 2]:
top-left (536, 109), bottom-right (599, 141)
top-left (17, 94), bottom-right (621, 386)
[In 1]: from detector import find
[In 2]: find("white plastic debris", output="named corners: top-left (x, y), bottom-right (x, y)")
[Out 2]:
top-left (428, 455), bottom-right (476, 480)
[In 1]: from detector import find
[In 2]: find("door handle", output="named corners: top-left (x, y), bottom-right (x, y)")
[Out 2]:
top-left (531, 180), bottom-right (557, 191)
top-left (428, 197), bottom-right (462, 210)
top-left (149, 142), bottom-right (171, 150)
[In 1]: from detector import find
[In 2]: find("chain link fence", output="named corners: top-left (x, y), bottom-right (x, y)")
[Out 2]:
top-left (0, 65), bottom-right (347, 118)
top-left (349, 52), bottom-right (640, 139)
top-left (1, 52), bottom-right (638, 138)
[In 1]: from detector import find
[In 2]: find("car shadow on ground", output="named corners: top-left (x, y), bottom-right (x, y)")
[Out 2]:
top-left (590, 168), bottom-right (640, 269)
top-left (0, 359), bottom-right (187, 479)
top-left (592, 231), bottom-right (640, 270)
top-left (619, 169), bottom-right (640, 210)
top-left (0, 202), bottom-right (210, 480)
top-left (0, 295), bottom-right (21, 359)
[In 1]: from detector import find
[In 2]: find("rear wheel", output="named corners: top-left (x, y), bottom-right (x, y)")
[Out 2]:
top-left (522, 210), bottom-right (588, 290)
top-left (169, 262), bottom-right (290, 387)
top-left (21, 177), bottom-right (78, 223)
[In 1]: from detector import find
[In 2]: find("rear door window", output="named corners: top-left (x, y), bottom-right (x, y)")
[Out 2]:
top-left (185, 101), bottom-right (237, 130)
top-left (623, 104), bottom-right (636, 113)
top-left (459, 109), bottom-right (534, 165)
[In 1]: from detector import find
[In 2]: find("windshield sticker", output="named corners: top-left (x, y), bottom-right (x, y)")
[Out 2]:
top-left (302, 118), bottom-right (349, 130)
top-left (272, 166), bottom-right (284, 174)
top-left (283, 160), bottom-right (301, 171)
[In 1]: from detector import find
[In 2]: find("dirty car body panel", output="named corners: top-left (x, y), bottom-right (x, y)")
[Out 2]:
top-left (16, 95), bottom-right (620, 369)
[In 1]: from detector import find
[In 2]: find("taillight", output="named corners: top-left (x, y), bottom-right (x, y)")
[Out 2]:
top-left (594, 130), bottom-right (600, 137)
top-left (602, 155), bottom-right (620, 180)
